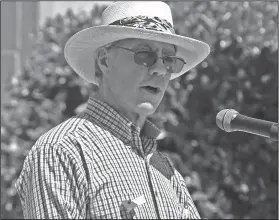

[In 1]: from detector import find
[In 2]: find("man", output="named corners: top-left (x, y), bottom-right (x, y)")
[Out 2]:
top-left (15, 1), bottom-right (210, 219)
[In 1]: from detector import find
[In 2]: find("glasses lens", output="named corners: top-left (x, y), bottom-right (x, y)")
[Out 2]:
top-left (134, 51), bottom-right (157, 67)
top-left (163, 57), bottom-right (185, 73)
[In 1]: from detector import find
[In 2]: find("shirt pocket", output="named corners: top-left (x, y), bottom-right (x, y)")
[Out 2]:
top-left (92, 189), bottom-right (146, 219)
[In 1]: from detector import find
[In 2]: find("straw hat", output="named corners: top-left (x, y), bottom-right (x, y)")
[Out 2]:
top-left (64, 1), bottom-right (210, 84)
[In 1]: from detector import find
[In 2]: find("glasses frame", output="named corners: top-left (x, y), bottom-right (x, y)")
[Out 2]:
top-left (109, 44), bottom-right (187, 73)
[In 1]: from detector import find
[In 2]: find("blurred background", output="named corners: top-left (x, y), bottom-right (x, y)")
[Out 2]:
top-left (1, 1), bottom-right (278, 219)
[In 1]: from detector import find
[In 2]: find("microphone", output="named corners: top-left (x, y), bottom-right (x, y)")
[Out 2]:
top-left (216, 109), bottom-right (278, 141)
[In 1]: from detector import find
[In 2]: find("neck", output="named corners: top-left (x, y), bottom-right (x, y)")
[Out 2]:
top-left (94, 82), bottom-right (147, 130)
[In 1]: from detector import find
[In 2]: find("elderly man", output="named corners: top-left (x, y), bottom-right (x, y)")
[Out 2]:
top-left (15, 1), bottom-right (210, 219)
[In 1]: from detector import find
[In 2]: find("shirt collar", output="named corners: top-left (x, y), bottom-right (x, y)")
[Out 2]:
top-left (84, 96), bottom-right (161, 145)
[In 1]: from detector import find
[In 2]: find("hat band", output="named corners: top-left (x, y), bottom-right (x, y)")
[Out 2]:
top-left (109, 15), bottom-right (175, 34)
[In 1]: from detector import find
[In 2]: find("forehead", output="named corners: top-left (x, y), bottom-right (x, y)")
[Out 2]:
top-left (117, 38), bottom-right (176, 54)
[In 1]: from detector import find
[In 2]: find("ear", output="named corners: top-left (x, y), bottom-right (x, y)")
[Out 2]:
top-left (96, 47), bottom-right (110, 76)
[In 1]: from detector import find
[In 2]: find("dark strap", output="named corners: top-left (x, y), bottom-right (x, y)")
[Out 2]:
top-left (109, 15), bottom-right (175, 34)
top-left (149, 151), bottom-right (175, 180)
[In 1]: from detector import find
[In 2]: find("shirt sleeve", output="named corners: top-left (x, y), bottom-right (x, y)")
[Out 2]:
top-left (15, 143), bottom-right (88, 219)
top-left (173, 169), bottom-right (201, 219)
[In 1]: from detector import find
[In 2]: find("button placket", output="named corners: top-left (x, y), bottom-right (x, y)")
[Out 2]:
top-left (146, 163), bottom-right (160, 199)
top-left (131, 128), bottom-right (144, 157)
top-left (130, 126), bottom-right (160, 219)
top-left (144, 154), bottom-right (161, 219)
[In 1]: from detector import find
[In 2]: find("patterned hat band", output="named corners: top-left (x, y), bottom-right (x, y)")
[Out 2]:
top-left (109, 15), bottom-right (176, 34)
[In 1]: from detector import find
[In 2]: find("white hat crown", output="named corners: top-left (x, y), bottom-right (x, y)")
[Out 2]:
top-left (102, 1), bottom-right (173, 26)
top-left (64, 1), bottom-right (210, 84)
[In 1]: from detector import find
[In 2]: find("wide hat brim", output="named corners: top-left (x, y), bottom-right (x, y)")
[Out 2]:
top-left (64, 25), bottom-right (210, 84)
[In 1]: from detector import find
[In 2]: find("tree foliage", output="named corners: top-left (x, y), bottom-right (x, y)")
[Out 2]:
top-left (1, 2), bottom-right (278, 219)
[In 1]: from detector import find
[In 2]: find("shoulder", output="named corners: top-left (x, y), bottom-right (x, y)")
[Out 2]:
top-left (24, 114), bottom-right (93, 167)
top-left (35, 115), bottom-right (86, 146)
top-left (16, 115), bottom-right (91, 186)
top-left (29, 112), bottom-right (111, 163)
top-left (34, 113), bottom-right (108, 145)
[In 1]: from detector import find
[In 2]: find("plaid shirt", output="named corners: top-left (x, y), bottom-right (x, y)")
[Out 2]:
top-left (15, 96), bottom-right (201, 219)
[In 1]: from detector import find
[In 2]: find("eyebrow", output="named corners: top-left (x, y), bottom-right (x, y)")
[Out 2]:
top-left (134, 43), bottom-right (153, 50)
top-left (162, 46), bottom-right (176, 56)
top-left (134, 42), bottom-right (176, 55)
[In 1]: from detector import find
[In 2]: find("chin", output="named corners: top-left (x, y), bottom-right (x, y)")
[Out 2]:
top-left (136, 102), bottom-right (157, 115)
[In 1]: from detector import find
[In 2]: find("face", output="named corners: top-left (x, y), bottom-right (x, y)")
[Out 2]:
top-left (97, 38), bottom-right (176, 117)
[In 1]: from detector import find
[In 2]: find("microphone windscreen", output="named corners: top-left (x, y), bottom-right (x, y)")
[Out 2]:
top-left (216, 109), bottom-right (238, 131)
top-left (216, 109), bottom-right (229, 130)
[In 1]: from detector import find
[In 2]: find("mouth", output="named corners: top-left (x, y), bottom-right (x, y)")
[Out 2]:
top-left (141, 86), bottom-right (161, 94)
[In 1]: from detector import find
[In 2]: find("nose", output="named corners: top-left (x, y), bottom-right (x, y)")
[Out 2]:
top-left (148, 57), bottom-right (167, 77)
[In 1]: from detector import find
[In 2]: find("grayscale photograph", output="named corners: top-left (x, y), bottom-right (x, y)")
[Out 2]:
top-left (1, 1), bottom-right (278, 219)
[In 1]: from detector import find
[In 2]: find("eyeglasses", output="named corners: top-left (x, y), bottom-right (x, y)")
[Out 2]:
top-left (110, 45), bottom-right (186, 74)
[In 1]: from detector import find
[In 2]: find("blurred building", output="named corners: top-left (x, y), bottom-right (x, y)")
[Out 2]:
top-left (1, 1), bottom-right (111, 107)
